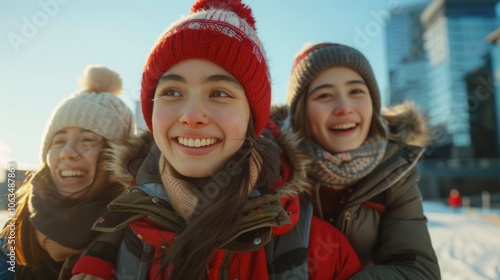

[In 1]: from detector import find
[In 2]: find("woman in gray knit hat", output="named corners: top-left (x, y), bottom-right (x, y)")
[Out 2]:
top-left (0, 65), bottom-right (143, 280)
top-left (285, 42), bottom-right (441, 279)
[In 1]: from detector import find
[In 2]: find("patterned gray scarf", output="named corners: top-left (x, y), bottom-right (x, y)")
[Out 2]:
top-left (308, 126), bottom-right (388, 190)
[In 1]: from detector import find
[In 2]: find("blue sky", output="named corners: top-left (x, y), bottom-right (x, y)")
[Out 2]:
top-left (0, 0), bottom-right (427, 168)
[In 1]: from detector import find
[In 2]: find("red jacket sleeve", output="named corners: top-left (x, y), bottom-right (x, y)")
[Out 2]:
top-left (72, 255), bottom-right (115, 280)
top-left (308, 216), bottom-right (362, 279)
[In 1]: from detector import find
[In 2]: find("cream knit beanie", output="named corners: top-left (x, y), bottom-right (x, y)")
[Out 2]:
top-left (40, 65), bottom-right (134, 163)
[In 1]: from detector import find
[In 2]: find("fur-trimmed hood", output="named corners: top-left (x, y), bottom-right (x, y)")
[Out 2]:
top-left (272, 128), bottom-right (313, 198)
top-left (382, 101), bottom-right (431, 147)
top-left (271, 101), bottom-right (431, 148)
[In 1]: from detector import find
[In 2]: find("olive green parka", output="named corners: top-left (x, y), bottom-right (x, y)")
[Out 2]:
top-left (276, 102), bottom-right (441, 279)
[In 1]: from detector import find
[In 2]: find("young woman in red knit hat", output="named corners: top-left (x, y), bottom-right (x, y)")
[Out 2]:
top-left (71, 2), bottom-right (362, 280)
top-left (282, 42), bottom-right (440, 279)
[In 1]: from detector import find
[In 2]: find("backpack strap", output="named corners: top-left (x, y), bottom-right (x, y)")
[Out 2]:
top-left (113, 183), bottom-right (164, 280)
top-left (266, 195), bottom-right (313, 279)
top-left (115, 226), bottom-right (154, 280)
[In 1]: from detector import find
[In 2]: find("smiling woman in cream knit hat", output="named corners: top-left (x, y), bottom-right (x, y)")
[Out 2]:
top-left (0, 65), bottom-right (142, 279)
top-left (41, 65), bottom-right (135, 163)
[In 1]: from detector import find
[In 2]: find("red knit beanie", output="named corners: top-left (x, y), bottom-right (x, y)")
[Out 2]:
top-left (141, 0), bottom-right (271, 136)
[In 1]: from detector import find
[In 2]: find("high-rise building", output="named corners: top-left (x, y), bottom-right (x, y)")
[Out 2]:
top-left (386, 3), bottom-right (430, 109)
top-left (487, 27), bottom-right (500, 157)
top-left (420, 0), bottom-right (500, 158)
top-left (465, 56), bottom-right (498, 158)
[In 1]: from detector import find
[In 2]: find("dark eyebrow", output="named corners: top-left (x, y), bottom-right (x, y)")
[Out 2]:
top-left (204, 74), bottom-right (243, 89)
top-left (308, 79), bottom-right (367, 96)
top-left (158, 74), bottom-right (186, 84)
top-left (308, 84), bottom-right (332, 96)
top-left (157, 73), bottom-right (242, 89)
top-left (346, 80), bottom-right (367, 86)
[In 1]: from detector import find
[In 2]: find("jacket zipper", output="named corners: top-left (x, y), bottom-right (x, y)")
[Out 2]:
top-left (341, 211), bottom-right (351, 234)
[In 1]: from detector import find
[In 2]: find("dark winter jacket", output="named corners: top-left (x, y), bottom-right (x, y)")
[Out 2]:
top-left (73, 128), bottom-right (362, 279)
top-left (0, 235), bottom-right (65, 280)
top-left (277, 102), bottom-right (441, 279)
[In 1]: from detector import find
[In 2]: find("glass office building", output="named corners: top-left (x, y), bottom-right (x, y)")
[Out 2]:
top-left (421, 0), bottom-right (500, 157)
top-left (386, 3), bottom-right (430, 110)
top-left (487, 28), bottom-right (500, 156)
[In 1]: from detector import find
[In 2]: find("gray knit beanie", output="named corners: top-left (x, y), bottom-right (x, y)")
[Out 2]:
top-left (287, 43), bottom-right (381, 123)
top-left (40, 65), bottom-right (134, 163)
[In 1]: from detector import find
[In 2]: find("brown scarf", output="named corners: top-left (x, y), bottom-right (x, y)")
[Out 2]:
top-left (159, 148), bottom-right (262, 221)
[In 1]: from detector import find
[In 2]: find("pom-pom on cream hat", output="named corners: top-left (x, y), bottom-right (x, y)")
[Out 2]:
top-left (40, 65), bottom-right (134, 163)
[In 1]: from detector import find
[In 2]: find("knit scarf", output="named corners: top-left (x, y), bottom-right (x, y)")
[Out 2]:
top-left (159, 148), bottom-right (261, 221)
top-left (308, 133), bottom-right (388, 190)
top-left (29, 170), bottom-right (113, 261)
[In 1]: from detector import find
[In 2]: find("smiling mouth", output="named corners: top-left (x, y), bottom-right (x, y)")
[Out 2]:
top-left (330, 123), bottom-right (357, 131)
top-left (177, 137), bottom-right (217, 147)
top-left (60, 170), bottom-right (87, 178)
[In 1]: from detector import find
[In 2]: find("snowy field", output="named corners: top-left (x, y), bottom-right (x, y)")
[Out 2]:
top-left (1, 202), bottom-right (500, 279)
top-left (424, 201), bottom-right (500, 280)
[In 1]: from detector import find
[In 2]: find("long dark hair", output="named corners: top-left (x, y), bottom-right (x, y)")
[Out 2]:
top-left (157, 123), bottom-right (279, 280)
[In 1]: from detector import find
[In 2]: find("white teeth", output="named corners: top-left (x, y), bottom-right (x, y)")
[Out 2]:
top-left (178, 137), bottom-right (217, 147)
top-left (332, 123), bottom-right (356, 130)
top-left (60, 170), bottom-right (86, 177)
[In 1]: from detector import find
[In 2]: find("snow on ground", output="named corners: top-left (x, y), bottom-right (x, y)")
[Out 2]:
top-left (424, 201), bottom-right (500, 280)
top-left (1, 202), bottom-right (500, 279)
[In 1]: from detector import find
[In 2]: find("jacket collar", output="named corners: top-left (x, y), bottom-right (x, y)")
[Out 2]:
top-left (343, 142), bottom-right (424, 206)
top-left (93, 182), bottom-right (291, 252)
